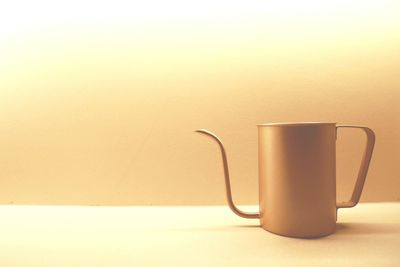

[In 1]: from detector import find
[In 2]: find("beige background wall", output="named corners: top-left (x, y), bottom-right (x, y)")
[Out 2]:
top-left (0, 1), bottom-right (399, 205)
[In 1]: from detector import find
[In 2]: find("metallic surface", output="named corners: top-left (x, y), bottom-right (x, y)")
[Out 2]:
top-left (196, 122), bottom-right (375, 238)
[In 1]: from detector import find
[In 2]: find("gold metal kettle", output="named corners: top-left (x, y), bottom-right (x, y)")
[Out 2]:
top-left (197, 122), bottom-right (375, 238)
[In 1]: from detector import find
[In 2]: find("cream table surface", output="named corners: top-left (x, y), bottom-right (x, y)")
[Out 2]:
top-left (0, 203), bottom-right (399, 267)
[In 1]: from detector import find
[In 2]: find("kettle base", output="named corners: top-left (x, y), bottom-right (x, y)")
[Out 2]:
top-left (260, 224), bottom-right (336, 239)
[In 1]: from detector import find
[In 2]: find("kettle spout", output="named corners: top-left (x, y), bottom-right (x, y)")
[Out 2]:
top-left (195, 129), bottom-right (260, 219)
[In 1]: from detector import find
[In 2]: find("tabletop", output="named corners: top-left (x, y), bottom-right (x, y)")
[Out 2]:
top-left (0, 203), bottom-right (399, 266)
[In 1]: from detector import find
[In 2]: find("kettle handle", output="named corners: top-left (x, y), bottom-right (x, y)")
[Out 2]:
top-left (336, 125), bottom-right (376, 209)
top-left (196, 129), bottom-right (260, 219)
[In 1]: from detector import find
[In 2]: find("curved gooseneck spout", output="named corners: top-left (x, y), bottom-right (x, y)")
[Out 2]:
top-left (196, 129), bottom-right (260, 219)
